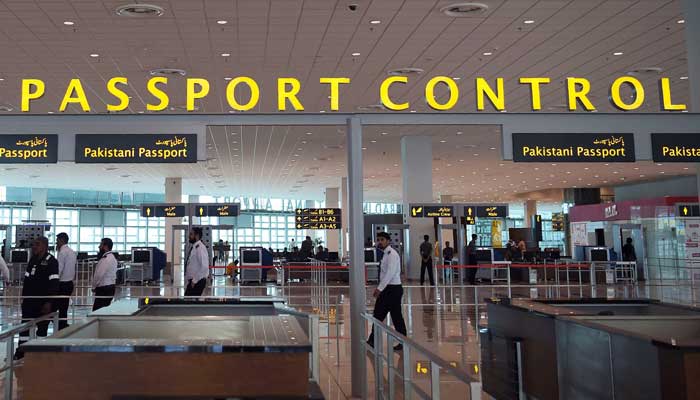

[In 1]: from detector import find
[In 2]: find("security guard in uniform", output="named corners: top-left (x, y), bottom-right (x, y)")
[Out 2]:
top-left (185, 227), bottom-right (209, 297)
top-left (92, 238), bottom-right (118, 311)
top-left (16, 236), bottom-right (59, 359)
top-left (367, 231), bottom-right (407, 350)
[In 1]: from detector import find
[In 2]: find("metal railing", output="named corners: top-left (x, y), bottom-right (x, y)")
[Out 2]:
top-left (362, 313), bottom-right (481, 400)
top-left (0, 311), bottom-right (59, 400)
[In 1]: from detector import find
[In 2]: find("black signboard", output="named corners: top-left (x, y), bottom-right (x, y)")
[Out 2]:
top-left (194, 204), bottom-right (241, 217)
top-left (463, 206), bottom-right (477, 225)
top-left (476, 206), bottom-right (507, 218)
top-left (0, 135), bottom-right (58, 164)
top-left (295, 208), bottom-right (342, 230)
top-left (409, 205), bottom-right (424, 218)
top-left (424, 206), bottom-right (454, 218)
top-left (141, 205), bottom-right (186, 218)
top-left (678, 204), bottom-right (700, 218)
top-left (651, 133), bottom-right (700, 162)
top-left (75, 134), bottom-right (197, 163)
top-left (512, 133), bottom-right (635, 162)
top-left (533, 215), bottom-right (543, 242)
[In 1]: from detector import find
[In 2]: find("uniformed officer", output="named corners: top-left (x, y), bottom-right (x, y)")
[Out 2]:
top-left (16, 236), bottom-right (59, 359)
top-left (185, 227), bottom-right (209, 297)
top-left (367, 231), bottom-right (407, 350)
top-left (92, 238), bottom-right (117, 311)
top-left (55, 232), bottom-right (76, 330)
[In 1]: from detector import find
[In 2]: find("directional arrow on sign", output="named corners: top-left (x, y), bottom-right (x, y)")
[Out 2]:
top-left (296, 223), bottom-right (302, 229)
top-left (199, 207), bottom-right (204, 216)
top-left (146, 207), bottom-right (151, 217)
top-left (684, 206), bottom-right (689, 216)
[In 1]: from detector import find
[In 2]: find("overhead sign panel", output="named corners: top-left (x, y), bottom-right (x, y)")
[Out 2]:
top-left (651, 133), bottom-right (700, 162)
top-left (463, 206), bottom-right (476, 225)
top-left (476, 206), bottom-right (508, 218)
top-left (141, 205), bottom-right (186, 218)
top-left (295, 208), bottom-right (341, 229)
top-left (195, 204), bottom-right (241, 217)
top-left (0, 135), bottom-right (58, 164)
top-left (75, 134), bottom-right (197, 163)
top-left (512, 133), bottom-right (635, 163)
top-left (678, 204), bottom-right (700, 218)
top-left (424, 206), bottom-right (454, 218)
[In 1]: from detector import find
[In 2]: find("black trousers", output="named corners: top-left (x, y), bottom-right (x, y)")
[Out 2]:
top-left (55, 281), bottom-right (74, 330)
top-left (17, 300), bottom-right (51, 359)
top-left (466, 255), bottom-right (478, 284)
top-left (92, 285), bottom-right (116, 311)
top-left (185, 278), bottom-right (207, 296)
top-left (420, 257), bottom-right (435, 285)
top-left (367, 285), bottom-right (407, 345)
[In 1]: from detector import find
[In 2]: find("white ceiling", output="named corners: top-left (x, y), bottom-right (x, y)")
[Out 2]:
top-left (0, 0), bottom-right (690, 114)
top-left (0, 0), bottom-right (694, 202)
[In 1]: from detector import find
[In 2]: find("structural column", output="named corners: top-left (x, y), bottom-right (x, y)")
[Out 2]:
top-left (30, 188), bottom-right (48, 221)
top-left (325, 187), bottom-right (340, 252)
top-left (402, 135), bottom-right (434, 280)
top-left (439, 194), bottom-right (454, 248)
top-left (524, 200), bottom-right (537, 228)
top-left (347, 117), bottom-right (366, 397)
top-left (164, 178), bottom-right (182, 285)
top-left (341, 177), bottom-right (349, 256)
top-left (683, 0), bottom-right (700, 200)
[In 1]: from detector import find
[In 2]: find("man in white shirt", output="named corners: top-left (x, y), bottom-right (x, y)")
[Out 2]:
top-left (185, 227), bottom-right (209, 297)
top-left (55, 232), bottom-right (76, 329)
top-left (367, 231), bottom-right (407, 350)
top-left (92, 238), bottom-right (117, 311)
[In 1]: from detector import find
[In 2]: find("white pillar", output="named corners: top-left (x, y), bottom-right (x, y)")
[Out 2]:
top-left (524, 200), bottom-right (537, 228)
top-left (439, 194), bottom-right (454, 248)
top-left (325, 187), bottom-right (340, 252)
top-left (341, 177), bottom-right (349, 256)
top-left (164, 178), bottom-right (183, 285)
top-left (30, 188), bottom-right (48, 221)
top-left (189, 195), bottom-right (200, 225)
top-left (402, 135), bottom-right (433, 280)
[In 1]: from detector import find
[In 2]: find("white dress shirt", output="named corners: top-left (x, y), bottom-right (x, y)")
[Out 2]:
top-left (378, 245), bottom-right (402, 291)
top-left (185, 240), bottom-right (210, 283)
top-left (92, 251), bottom-right (117, 288)
top-left (57, 244), bottom-right (77, 282)
top-left (0, 256), bottom-right (9, 282)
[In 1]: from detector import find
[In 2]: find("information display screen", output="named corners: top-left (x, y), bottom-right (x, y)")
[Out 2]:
top-left (512, 133), bottom-right (635, 162)
top-left (75, 134), bottom-right (197, 163)
top-left (0, 135), bottom-right (58, 164)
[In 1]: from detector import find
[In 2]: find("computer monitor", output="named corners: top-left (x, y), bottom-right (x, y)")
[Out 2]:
top-left (327, 251), bottom-right (339, 262)
top-left (364, 249), bottom-right (376, 263)
top-left (10, 249), bottom-right (28, 263)
top-left (590, 248), bottom-right (609, 262)
top-left (242, 250), bottom-right (261, 264)
top-left (132, 250), bottom-right (151, 263)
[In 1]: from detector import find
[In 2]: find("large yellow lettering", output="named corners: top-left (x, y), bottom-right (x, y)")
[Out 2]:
top-left (59, 79), bottom-right (90, 112)
top-left (21, 79), bottom-right (45, 112)
top-left (320, 77), bottom-right (350, 111)
top-left (277, 78), bottom-right (304, 111)
top-left (425, 76), bottom-right (459, 111)
top-left (147, 77), bottom-right (169, 111)
top-left (610, 76), bottom-right (644, 111)
top-left (186, 78), bottom-right (210, 111)
top-left (476, 78), bottom-right (505, 111)
top-left (106, 77), bottom-right (129, 112)
top-left (566, 78), bottom-right (595, 111)
top-left (519, 77), bottom-right (550, 111)
top-left (226, 77), bottom-right (260, 111)
top-left (380, 76), bottom-right (409, 110)
top-left (659, 77), bottom-right (687, 111)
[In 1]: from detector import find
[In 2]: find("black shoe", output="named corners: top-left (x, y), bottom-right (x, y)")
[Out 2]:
top-left (393, 344), bottom-right (403, 351)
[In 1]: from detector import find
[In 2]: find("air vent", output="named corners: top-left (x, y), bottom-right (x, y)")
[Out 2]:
top-left (170, 105), bottom-right (199, 111)
top-left (116, 4), bottom-right (164, 17)
top-left (440, 2), bottom-right (488, 17)
top-left (388, 67), bottom-right (424, 76)
top-left (149, 68), bottom-right (186, 77)
top-left (357, 104), bottom-right (387, 111)
top-left (0, 105), bottom-right (13, 112)
top-left (324, 145), bottom-right (343, 150)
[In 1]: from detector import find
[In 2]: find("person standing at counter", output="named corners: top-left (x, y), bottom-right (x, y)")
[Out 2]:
top-left (367, 231), bottom-right (406, 350)
top-left (185, 227), bottom-right (209, 297)
top-left (92, 238), bottom-right (117, 311)
top-left (419, 235), bottom-right (435, 286)
top-left (55, 232), bottom-right (76, 330)
top-left (16, 236), bottom-right (59, 359)
top-left (466, 234), bottom-right (478, 284)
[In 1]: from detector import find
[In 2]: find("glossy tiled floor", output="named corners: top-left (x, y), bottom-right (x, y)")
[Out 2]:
top-left (0, 277), bottom-right (699, 399)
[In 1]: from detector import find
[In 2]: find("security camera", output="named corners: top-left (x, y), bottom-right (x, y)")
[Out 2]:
top-left (348, 3), bottom-right (358, 11)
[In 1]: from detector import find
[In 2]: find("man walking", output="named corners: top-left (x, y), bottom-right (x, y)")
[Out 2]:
top-left (185, 227), bottom-right (209, 297)
top-left (367, 232), bottom-right (407, 350)
top-left (419, 235), bottom-right (435, 285)
top-left (55, 232), bottom-right (76, 330)
top-left (92, 238), bottom-right (117, 311)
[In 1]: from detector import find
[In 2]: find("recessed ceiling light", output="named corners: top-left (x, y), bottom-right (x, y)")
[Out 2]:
top-left (224, 77), bottom-right (232, 81)
top-left (440, 140), bottom-right (447, 143)
top-left (680, 76), bottom-right (689, 80)
top-left (351, 52), bottom-right (361, 56)
top-left (381, 132), bottom-right (388, 135)
top-left (370, 20), bottom-right (381, 24)
top-left (221, 53), bottom-right (231, 57)
top-left (453, 77), bottom-right (461, 80)
top-left (370, 140), bottom-right (377, 143)
top-left (217, 20), bottom-right (228, 24)
top-left (305, 132), bottom-right (313, 135)
top-left (678, 19), bottom-right (685, 24)
top-left (613, 52), bottom-right (624, 56)
top-left (90, 53), bottom-right (99, 58)
top-left (523, 20), bottom-right (535, 24)
top-left (482, 52), bottom-right (493, 56)
top-left (63, 21), bottom-right (75, 26)
top-left (115, 4), bottom-right (165, 17)
top-left (456, 131), bottom-right (463, 135)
